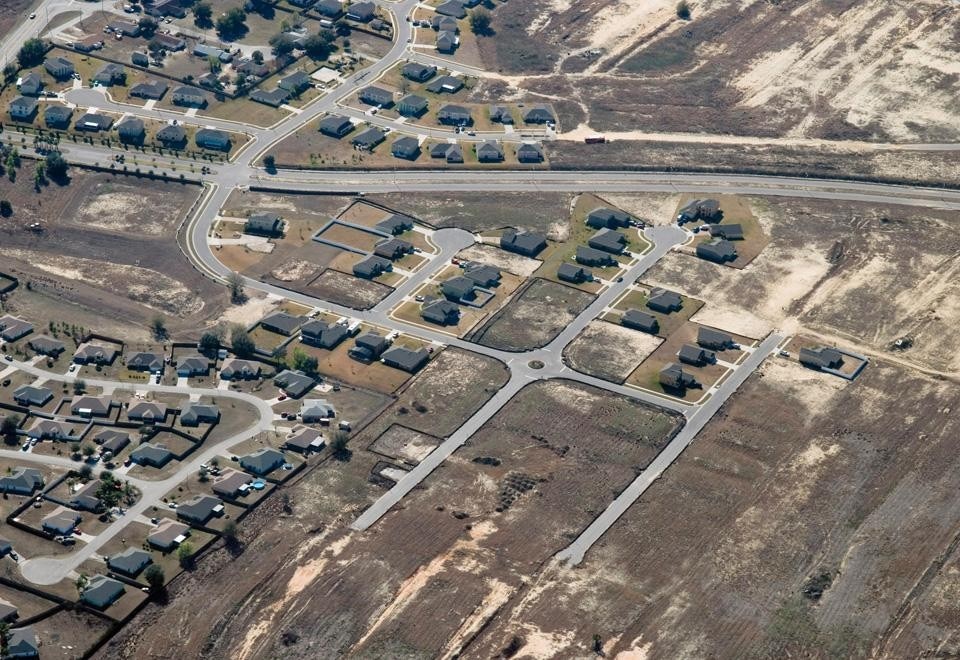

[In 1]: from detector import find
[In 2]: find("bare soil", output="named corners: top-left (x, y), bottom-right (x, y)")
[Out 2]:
top-left (564, 320), bottom-right (662, 383)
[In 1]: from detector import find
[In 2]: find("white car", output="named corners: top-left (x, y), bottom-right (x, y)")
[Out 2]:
top-left (29, 12), bottom-right (36, 19)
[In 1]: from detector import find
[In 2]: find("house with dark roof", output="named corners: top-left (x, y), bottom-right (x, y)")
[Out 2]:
top-left (81, 576), bottom-right (125, 609)
top-left (359, 86), bottom-right (394, 107)
top-left (300, 320), bottom-right (349, 349)
top-left (587, 207), bottom-right (631, 229)
top-left (75, 112), bottom-right (113, 132)
top-left (42, 508), bottom-right (81, 536)
top-left (708, 224), bottom-right (744, 240)
top-left (180, 403), bottom-right (220, 427)
top-left (463, 263), bottom-right (501, 287)
top-left (151, 32), bottom-right (186, 50)
top-left (476, 140), bottom-right (503, 163)
top-left (677, 198), bottom-right (722, 224)
top-left (240, 448), bottom-right (287, 476)
top-left (44, 56), bottom-right (75, 79)
top-left (117, 117), bottom-right (146, 143)
top-left (178, 495), bottom-right (226, 525)
top-left (260, 311), bottom-right (303, 336)
top-left (73, 342), bottom-right (118, 365)
top-left (245, 212), bottom-right (284, 237)
top-left (279, 70), bottom-right (311, 94)
top-left (430, 142), bottom-right (463, 163)
top-left (659, 362), bottom-right (700, 390)
top-left (391, 136), bottom-right (421, 160)
top-left (436, 0), bottom-right (466, 18)
top-left (437, 30), bottom-right (457, 53)
top-left (557, 263), bottom-right (593, 284)
top-left (376, 214), bottom-right (415, 235)
top-left (346, 0), bottom-right (376, 21)
top-left (68, 479), bottom-right (103, 512)
top-left (176, 355), bottom-right (210, 377)
top-left (374, 237), bottom-right (414, 260)
top-left (402, 62), bottom-right (436, 82)
top-left (696, 238), bottom-right (737, 263)
top-left (94, 429), bottom-right (130, 454)
top-left (490, 105), bottom-right (513, 124)
top-left (13, 385), bottom-right (53, 407)
top-left (27, 419), bottom-right (74, 441)
top-left (235, 58), bottom-right (270, 78)
top-left (19, 73), bottom-right (42, 97)
top-left (107, 548), bottom-right (152, 577)
top-left (349, 332), bottom-right (388, 362)
top-left (172, 85), bottom-right (207, 108)
top-left (646, 288), bottom-right (682, 313)
top-left (148, 519), bottom-right (190, 550)
top-left (319, 114), bottom-right (354, 138)
top-left (128, 352), bottom-right (164, 373)
top-left (284, 427), bottom-right (324, 453)
top-left (438, 104), bottom-right (472, 126)
top-left (698, 327), bottom-right (736, 351)
top-left (250, 87), bottom-right (290, 107)
top-left (70, 395), bottom-right (112, 418)
top-left (588, 228), bottom-right (628, 254)
top-left (109, 19), bottom-right (141, 36)
top-left (621, 309), bottom-right (658, 334)
top-left (421, 298), bottom-right (460, 325)
top-left (432, 15), bottom-right (460, 32)
top-left (196, 128), bottom-right (231, 151)
top-left (575, 245), bottom-right (616, 267)
top-left (500, 229), bottom-right (546, 257)
top-left (211, 469), bottom-right (251, 499)
top-left (7, 627), bottom-right (39, 658)
top-left (93, 63), bottom-right (126, 86)
top-left (678, 344), bottom-right (715, 367)
top-left (0, 468), bottom-right (43, 496)
top-left (44, 104), bottom-right (73, 129)
top-left (132, 51), bottom-right (150, 67)
top-left (351, 127), bottom-right (386, 151)
top-left (799, 346), bottom-right (845, 371)
top-left (516, 143), bottom-right (543, 163)
top-left (0, 315), bottom-right (32, 341)
top-left (273, 370), bottom-right (316, 398)
top-left (353, 254), bottom-right (392, 279)
top-left (156, 124), bottom-right (187, 148)
top-left (425, 75), bottom-right (463, 94)
top-left (299, 399), bottom-right (335, 423)
top-left (127, 401), bottom-right (168, 424)
top-left (398, 94), bottom-right (428, 117)
top-left (316, 0), bottom-right (344, 17)
top-left (381, 346), bottom-right (430, 373)
top-left (523, 105), bottom-right (555, 124)
top-left (442, 275), bottom-right (476, 302)
top-left (28, 335), bottom-right (65, 356)
top-left (8, 96), bottom-right (38, 121)
top-left (220, 358), bottom-right (261, 380)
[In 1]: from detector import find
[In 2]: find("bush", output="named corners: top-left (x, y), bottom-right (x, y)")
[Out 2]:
top-left (17, 38), bottom-right (45, 68)
top-left (0, 200), bottom-right (11, 217)
top-left (469, 8), bottom-right (493, 35)
top-left (676, 0), bottom-right (691, 19)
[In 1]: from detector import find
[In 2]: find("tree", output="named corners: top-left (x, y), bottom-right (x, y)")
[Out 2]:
top-left (177, 541), bottom-right (195, 568)
top-left (138, 17), bottom-right (159, 37)
top-left (263, 154), bottom-right (276, 171)
top-left (151, 315), bottom-right (167, 341)
top-left (193, 2), bottom-right (213, 28)
top-left (80, 464), bottom-right (93, 479)
top-left (1, 417), bottom-right (19, 447)
top-left (17, 38), bottom-right (46, 68)
top-left (289, 348), bottom-right (317, 375)
top-left (303, 32), bottom-right (334, 60)
top-left (0, 200), bottom-right (11, 217)
top-left (95, 474), bottom-right (123, 508)
top-left (330, 430), bottom-right (350, 460)
top-left (199, 331), bottom-right (221, 354)
top-left (215, 8), bottom-right (247, 40)
top-left (231, 326), bottom-right (255, 358)
top-left (251, 50), bottom-right (264, 65)
top-left (269, 33), bottom-right (295, 57)
top-left (73, 379), bottom-right (86, 395)
top-left (223, 520), bottom-right (240, 550)
top-left (144, 564), bottom-right (165, 595)
top-left (0, 621), bottom-right (9, 656)
top-left (45, 151), bottom-right (68, 180)
top-left (75, 573), bottom-right (89, 595)
top-left (198, 466), bottom-right (209, 482)
top-left (81, 444), bottom-right (95, 458)
top-left (676, 0), bottom-right (691, 19)
top-left (469, 8), bottom-right (493, 36)
top-left (227, 271), bottom-right (245, 304)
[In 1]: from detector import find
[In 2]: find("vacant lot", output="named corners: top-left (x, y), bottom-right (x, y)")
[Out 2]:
top-left (565, 319), bottom-right (662, 383)
top-left (471, 278), bottom-right (596, 351)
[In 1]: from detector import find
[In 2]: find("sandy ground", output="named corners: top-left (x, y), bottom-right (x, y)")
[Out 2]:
top-left (458, 243), bottom-right (542, 277)
top-left (565, 320), bottom-right (663, 383)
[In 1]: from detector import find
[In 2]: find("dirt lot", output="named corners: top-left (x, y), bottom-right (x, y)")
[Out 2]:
top-left (564, 319), bottom-right (662, 383)
top-left (471, 278), bottom-right (595, 351)
top-left (96, 379), bottom-right (680, 659)
top-left (0, 165), bottom-right (227, 341)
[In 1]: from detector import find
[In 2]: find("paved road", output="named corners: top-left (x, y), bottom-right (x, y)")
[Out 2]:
top-left (554, 332), bottom-right (787, 565)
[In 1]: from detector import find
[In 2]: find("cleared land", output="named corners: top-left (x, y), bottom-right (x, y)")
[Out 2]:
top-left (564, 319), bottom-right (662, 383)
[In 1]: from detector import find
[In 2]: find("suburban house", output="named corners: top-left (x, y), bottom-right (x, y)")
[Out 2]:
top-left (587, 207), bottom-right (631, 229)
top-left (319, 115), bottom-right (354, 138)
top-left (435, 0), bottom-right (466, 18)
top-left (128, 351), bottom-right (164, 373)
top-left (696, 238), bottom-right (737, 263)
top-left (523, 104), bottom-right (555, 124)
top-left (212, 469), bottom-right (251, 499)
top-left (300, 399), bottom-right (335, 423)
top-left (391, 136), bottom-right (421, 160)
top-left (148, 519), bottom-right (190, 550)
top-left (68, 479), bottom-right (103, 512)
top-left (352, 127), bottom-right (386, 151)
top-left (44, 56), bottom-right (75, 79)
top-left (28, 335), bottom-right (65, 356)
top-left (398, 94), bottom-right (428, 117)
top-left (430, 143), bottom-right (463, 163)
top-left (349, 332), bottom-right (388, 362)
top-left (678, 344), bottom-right (716, 367)
top-left (73, 342), bottom-right (118, 365)
top-left (659, 363), bottom-right (701, 390)
top-left (75, 112), bottom-right (113, 132)
top-left (151, 32), bottom-right (186, 51)
top-left (7, 627), bottom-right (39, 658)
top-left (107, 548), bottom-right (152, 577)
top-left (374, 237), bottom-right (414, 260)
top-left (109, 19), bottom-right (141, 36)
top-left (476, 140), bottom-right (504, 163)
top-left (376, 214), bottom-right (414, 235)
top-left (220, 358), bottom-right (261, 380)
top-left (353, 254), bottom-right (392, 279)
top-left (359, 86), bottom-right (394, 107)
top-left (180, 403), bottom-right (220, 427)
top-left (27, 419), bottom-right (74, 441)
top-left (442, 275), bottom-right (477, 302)
top-left (463, 263), bottom-right (501, 287)
top-left (346, 0), bottom-right (376, 21)
top-left (500, 229), bottom-right (546, 257)
top-left (516, 143), bottom-right (544, 163)
top-left (575, 245), bottom-right (616, 267)
top-left (677, 198), bottom-right (722, 224)
top-left (195, 128), bottom-right (231, 151)
top-left (708, 224), bottom-right (744, 240)
top-left (93, 63), bottom-right (126, 86)
top-left (81, 576), bottom-right (125, 609)
top-left (0, 468), bottom-right (43, 496)
top-left (588, 228), bottom-right (628, 254)
top-left (176, 354), bottom-right (211, 377)
top-left (300, 320), bottom-right (349, 349)
top-left (250, 88), bottom-right (290, 107)
top-left (260, 311), bottom-right (303, 336)
top-left (432, 15), bottom-right (459, 32)
top-left (402, 62), bottom-right (436, 82)
top-left (698, 327), bottom-right (736, 351)
top-left (490, 105), bottom-right (513, 124)
top-left (8, 96), bottom-right (38, 121)
top-left (621, 309), bottom-right (659, 334)
top-left (194, 44), bottom-right (232, 62)
top-left (273, 370), bottom-right (316, 398)
top-left (437, 30), bottom-right (457, 53)
top-left (557, 263), bottom-right (593, 284)
top-left (425, 75), bottom-right (464, 94)
top-left (245, 212), bottom-right (284, 237)
top-left (156, 124), bottom-right (187, 149)
top-left (235, 58), bottom-right (270, 78)
top-left (116, 117), bottom-right (146, 143)
top-left (421, 298), bottom-right (460, 325)
top-left (19, 73), bottom-right (42, 97)
top-left (284, 427), bottom-right (324, 453)
top-left (41, 508), bottom-right (81, 536)
top-left (799, 346), bottom-right (845, 371)
top-left (127, 401), bottom-right (168, 424)
top-left (177, 495), bottom-right (225, 524)
top-left (44, 104), bottom-right (73, 129)
top-left (131, 51), bottom-right (150, 67)
top-left (171, 85), bottom-right (207, 108)
top-left (316, 0), bottom-right (344, 17)
top-left (381, 346), bottom-right (430, 373)
top-left (239, 448), bottom-right (287, 476)
top-left (646, 288), bottom-right (682, 313)
top-left (13, 385), bottom-right (53, 407)
top-left (438, 104), bottom-right (472, 126)
top-left (279, 70), bottom-right (311, 94)
top-left (93, 429), bottom-right (130, 455)
top-left (70, 395), bottom-right (113, 417)
top-left (0, 315), bottom-right (32, 341)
